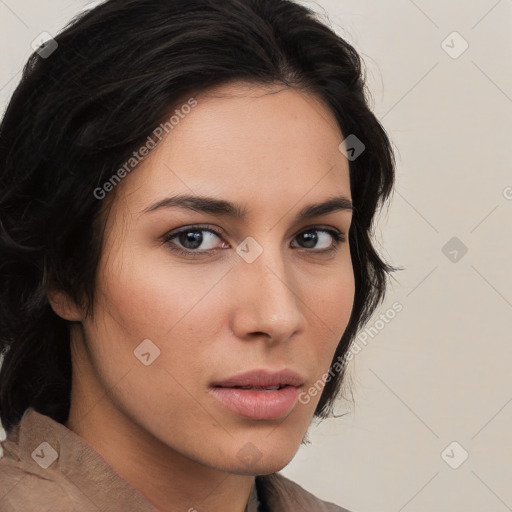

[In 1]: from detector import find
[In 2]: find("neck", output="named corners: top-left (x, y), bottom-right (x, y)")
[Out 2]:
top-left (65, 336), bottom-right (255, 512)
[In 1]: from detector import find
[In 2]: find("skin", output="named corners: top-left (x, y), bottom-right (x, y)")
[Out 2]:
top-left (48, 81), bottom-right (355, 512)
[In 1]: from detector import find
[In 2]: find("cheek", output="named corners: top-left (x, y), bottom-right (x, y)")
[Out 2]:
top-left (97, 241), bottom-right (221, 334)
top-left (89, 245), bottom-right (229, 381)
top-left (308, 259), bottom-right (355, 360)
top-left (306, 255), bottom-right (355, 325)
top-left (82, 249), bottom-right (227, 424)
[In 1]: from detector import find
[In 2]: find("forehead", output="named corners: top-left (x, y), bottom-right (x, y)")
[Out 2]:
top-left (114, 81), bottom-right (350, 215)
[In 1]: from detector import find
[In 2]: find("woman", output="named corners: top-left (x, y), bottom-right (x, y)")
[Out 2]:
top-left (0, 0), bottom-right (397, 510)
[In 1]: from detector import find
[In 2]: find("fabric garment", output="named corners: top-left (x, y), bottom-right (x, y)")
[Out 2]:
top-left (0, 408), bottom-right (350, 511)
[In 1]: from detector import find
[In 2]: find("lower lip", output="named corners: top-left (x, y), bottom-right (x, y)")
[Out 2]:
top-left (210, 385), bottom-right (301, 420)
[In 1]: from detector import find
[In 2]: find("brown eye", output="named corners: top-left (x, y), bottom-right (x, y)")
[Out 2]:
top-left (163, 225), bottom-right (227, 256)
top-left (292, 228), bottom-right (345, 252)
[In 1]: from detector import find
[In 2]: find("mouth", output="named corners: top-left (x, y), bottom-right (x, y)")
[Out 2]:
top-left (216, 385), bottom-right (284, 391)
top-left (211, 368), bottom-right (305, 389)
top-left (209, 369), bottom-right (305, 420)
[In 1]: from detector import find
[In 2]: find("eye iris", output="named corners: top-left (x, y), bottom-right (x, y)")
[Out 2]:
top-left (301, 231), bottom-right (317, 248)
top-left (179, 231), bottom-right (203, 249)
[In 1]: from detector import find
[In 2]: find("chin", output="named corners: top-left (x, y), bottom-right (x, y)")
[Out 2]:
top-left (223, 441), bottom-right (300, 476)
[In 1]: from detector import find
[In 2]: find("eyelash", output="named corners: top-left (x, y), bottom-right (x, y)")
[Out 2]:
top-left (162, 224), bottom-right (346, 258)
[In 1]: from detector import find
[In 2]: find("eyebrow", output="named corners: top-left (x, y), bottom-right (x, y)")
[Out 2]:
top-left (142, 193), bottom-right (353, 221)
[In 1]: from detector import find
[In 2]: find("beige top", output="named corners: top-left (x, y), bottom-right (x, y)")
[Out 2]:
top-left (0, 408), bottom-right (350, 511)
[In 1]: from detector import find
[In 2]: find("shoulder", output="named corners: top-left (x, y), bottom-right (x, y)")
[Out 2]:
top-left (0, 409), bottom-right (158, 512)
top-left (256, 472), bottom-right (353, 512)
top-left (0, 440), bottom-right (73, 511)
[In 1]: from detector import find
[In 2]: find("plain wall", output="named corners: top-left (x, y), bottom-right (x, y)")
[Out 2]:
top-left (1, 1), bottom-right (511, 511)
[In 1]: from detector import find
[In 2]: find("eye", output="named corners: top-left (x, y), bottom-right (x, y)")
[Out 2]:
top-left (163, 225), bottom-right (226, 256)
top-left (292, 228), bottom-right (345, 253)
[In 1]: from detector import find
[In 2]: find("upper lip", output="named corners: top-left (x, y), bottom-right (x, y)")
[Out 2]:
top-left (211, 369), bottom-right (305, 388)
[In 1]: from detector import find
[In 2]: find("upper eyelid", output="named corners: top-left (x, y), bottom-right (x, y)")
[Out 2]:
top-left (164, 224), bottom-right (224, 241)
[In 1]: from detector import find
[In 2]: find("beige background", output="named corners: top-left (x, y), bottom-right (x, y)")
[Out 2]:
top-left (1, 1), bottom-right (511, 511)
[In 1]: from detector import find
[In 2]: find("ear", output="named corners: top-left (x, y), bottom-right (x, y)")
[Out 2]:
top-left (47, 287), bottom-right (83, 322)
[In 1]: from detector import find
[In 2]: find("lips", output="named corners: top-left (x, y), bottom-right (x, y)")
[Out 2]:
top-left (211, 369), bottom-right (305, 389)
top-left (228, 385), bottom-right (282, 390)
top-left (209, 369), bottom-right (305, 420)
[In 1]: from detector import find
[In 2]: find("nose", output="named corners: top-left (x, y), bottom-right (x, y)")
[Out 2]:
top-left (229, 243), bottom-right (306, 343)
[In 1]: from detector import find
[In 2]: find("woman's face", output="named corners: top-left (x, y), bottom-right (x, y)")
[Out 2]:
top-left (71, 81), bottom-right (354, 475)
